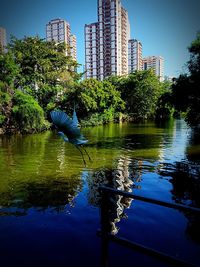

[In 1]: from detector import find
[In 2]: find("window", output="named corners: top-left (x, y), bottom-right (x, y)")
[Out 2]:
top-left (52, 24), bottom-right (57, 30)
top-left (59, 28), bottom-right (64, 35)
top-left (92, 25), bottom-right (96, 32)
top-left (111, 18), bottom-right (115, 25)
top-left (111, 9), bottom-right (115, 16)
top-left (111, 57), bottom-right (115, 64)
top-left (111, 50), bottom-right (115, 56)
top-left (53, 29), bottom-right (58, 36)
top-left (86, 35), bottom-right (91, 42)
top-left (59, 23), bottom-right (64, 29)
top-left (47, 32), bottom-right (51, 38)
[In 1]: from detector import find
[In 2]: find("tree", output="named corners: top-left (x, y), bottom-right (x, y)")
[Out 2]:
top-left (8, 36), bottom-right (80, 104)
top-left (156, 80), bottom-right (174, 119)
top-left (0, 82), bottom-right (13, 128)
top-left (12, 90), bottom-right (48, 133)
top-left (0, 50), bottom-right (18, 131)
top-left (111, 70), bottom-right (162, 120)
top-left (0, 50), bottom-right (19, 86)
top-left (172, 32), bottom-right (200, 126)
top-left (58, 78), bottom-right (125, 124)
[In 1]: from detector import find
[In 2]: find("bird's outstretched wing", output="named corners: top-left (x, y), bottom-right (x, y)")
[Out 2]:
top-left (50, 110), bottom-right (84, 140)
top-left (72, 107), bottom-right (79, 128)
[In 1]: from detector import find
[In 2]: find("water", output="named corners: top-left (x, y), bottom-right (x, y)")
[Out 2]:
top-left (0, 119), bottom-right (200, 267)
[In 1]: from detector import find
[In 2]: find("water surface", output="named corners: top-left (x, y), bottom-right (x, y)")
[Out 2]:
top-left (0, 119), bottom-right (200, 267)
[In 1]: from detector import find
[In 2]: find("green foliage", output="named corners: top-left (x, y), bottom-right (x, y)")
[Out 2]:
top-left (0, 50), bottom-right (19, 85)
top-left (81, 107), bottom-right (117, 127)
top-left (59, 78), bottom-right (125, 122)
top-left (109, 70), bottom-right (162, 119)
top-left (8, 36), bottom-right (80, 109)
top-left (0, 82), bottom-right (13, 127)
top-left (12, 90), bottom-right (48, 133)
top-left (172, 32), bottom-right (200, 127)
top-left (156, 80), bottom-right (174, 119)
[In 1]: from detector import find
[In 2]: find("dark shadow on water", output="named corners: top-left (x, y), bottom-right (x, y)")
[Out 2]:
top-left (158, 161), bottom-right (200, 243)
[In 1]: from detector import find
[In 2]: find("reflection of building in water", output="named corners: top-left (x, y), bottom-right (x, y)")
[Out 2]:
top-left (88, 156), bottom-right (144, 234)
top-left (110, 157), bottom-right (133, 234)
top-left (57, 143), bottom-right (67, 172)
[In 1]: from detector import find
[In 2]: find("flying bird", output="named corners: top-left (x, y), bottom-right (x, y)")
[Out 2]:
top-left (50, 109), bottom-right (91, 166)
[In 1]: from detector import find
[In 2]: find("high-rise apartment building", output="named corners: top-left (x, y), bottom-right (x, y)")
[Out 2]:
top-left (85, 0), bottom-right (130, 80)
top-left (121, 7), bottom-right (130, 75)
top-left (46, 18), bottom-right (77, 60)
top-left (69, 34), bottom-right (77, 61)
top-left (143, 56), bottom-right (164, 81)
top-left (85, 22), bottom-right (100, 79)
top-left (0, 27), bottom-right (7, 52)
top-left (128, 39), bottom-right (143, 73)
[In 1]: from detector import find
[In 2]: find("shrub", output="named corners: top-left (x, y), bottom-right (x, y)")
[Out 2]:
top-left (12, 90), bottom-right (49, 133)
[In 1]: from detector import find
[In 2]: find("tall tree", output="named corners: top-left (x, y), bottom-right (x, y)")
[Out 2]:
top-left (8, 36), bottom-right (80, 97)
top-left (0, 50), bottom-right (19, 131)
top-left (172, 32), bottom-right (200, 126)
top-left (0, 50), bottom-right (19, 86)
top-left (110, 70), bottom-right (162, 119)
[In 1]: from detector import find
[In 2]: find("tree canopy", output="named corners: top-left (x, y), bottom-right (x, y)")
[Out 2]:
top-left (172, 32), bottom-right (200, 127)
top-left (108, 70), bottom-right (163, 120)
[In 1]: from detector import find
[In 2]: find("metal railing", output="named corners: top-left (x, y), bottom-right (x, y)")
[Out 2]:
top-left (98, 185), bottom-right (200, 267)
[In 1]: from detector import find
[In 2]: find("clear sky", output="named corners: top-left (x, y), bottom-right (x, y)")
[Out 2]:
top-left (0, 0), bottom-right (200, 77)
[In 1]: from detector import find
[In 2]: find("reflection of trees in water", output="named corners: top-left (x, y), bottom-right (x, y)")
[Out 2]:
top-left (186, 129), bottom-right (200, 162)
top-left (88, 157), bottom-right (143, 235)
top-left (0, 176), bottom-right (83, 214)
top-left (158, 161), bottom-right (200, 243)
top-left (158, 162), bottom-right (200, 207)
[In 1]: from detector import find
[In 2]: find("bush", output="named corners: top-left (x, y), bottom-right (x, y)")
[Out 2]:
top-left (12, 90), bottom-right (49, 133)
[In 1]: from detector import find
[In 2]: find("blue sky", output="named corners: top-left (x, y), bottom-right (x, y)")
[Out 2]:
top-left (0, 0), bottom-right (200, 77)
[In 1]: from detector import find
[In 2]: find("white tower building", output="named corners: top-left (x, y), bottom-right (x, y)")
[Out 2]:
top-left (128, 39), bottom-right (143, 73)
top-left (85, 0), bottom-right (130, 80)
top-left (46, 18), bottom-right (77, 60)
top-left (143, 56), bottom-right (164, 81)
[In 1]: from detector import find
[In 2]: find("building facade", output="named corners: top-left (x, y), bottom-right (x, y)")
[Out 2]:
top-left (85, 0), bottom-right (130, 80)
top-left (143, 56), bottom-right (164, 81)
top-left (0, 27), bottom-right (7, 52)
top-left (69, 34), bottom-right (77, 61)
top-left (46, 18), bottom-right (77, 60)
top-left (85, 22), bottom-right (100, 79)
top-left (128, 39), bottom-right (143, 73)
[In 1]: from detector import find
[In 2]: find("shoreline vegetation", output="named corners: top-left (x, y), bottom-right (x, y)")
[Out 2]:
top-left (0, 32), bottom-right (199, 135)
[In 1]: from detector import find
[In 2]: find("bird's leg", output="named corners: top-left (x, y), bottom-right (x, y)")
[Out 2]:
top-left (75, 145), bottom-right (86, 167)
top-left (81, 145), bottom-right (92, 162)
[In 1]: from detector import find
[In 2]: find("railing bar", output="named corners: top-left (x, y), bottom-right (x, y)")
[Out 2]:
top-left (107, 233), bottom-right (198, 267)
top-left (99, 186), bottom-right (200, 213)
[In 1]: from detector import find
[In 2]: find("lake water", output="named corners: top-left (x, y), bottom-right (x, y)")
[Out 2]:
top-left (0, 119), bottom-right (200, 267)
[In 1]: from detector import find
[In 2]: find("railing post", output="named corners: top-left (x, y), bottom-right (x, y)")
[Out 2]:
top-left (98, 186), bottom-right (200, 267)
top-left (100, 188), bottom-right (110, 235)
top-left (99, 188), bottom-right (110, 267)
